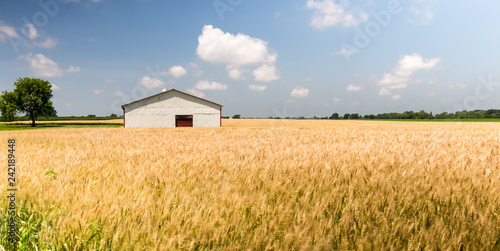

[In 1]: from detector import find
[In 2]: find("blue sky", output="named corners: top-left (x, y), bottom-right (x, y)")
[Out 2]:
top-left (1, 0), bottom-right (499, 117)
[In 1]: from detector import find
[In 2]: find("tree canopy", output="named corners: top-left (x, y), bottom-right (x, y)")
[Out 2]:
top-left (0, 78), bottom-right (56, 126)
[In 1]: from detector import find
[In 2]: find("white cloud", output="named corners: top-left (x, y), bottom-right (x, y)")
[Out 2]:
top-left (189, 62), bottom-right (203, 77)
top-left (0, 21), bottom-right (56, 48)
top-left (0, 21), bottom-right (19, 42)
top-left (187, 88), bottom-right (205, 98)
top-left (106, 79), bottom-right (115, 84)
top-left (67, 65), bottom-right (81, 73)
top-left (306, 0), bottom-right (369, 29)
top-left (197, 25), bottom-right (277, 65)
top-left (377, 53), bottom-right (440, 95)
top-left (336, 48), bottom-right (358, 56)
top-left (24, 53), bottom-right (63, 78)
top-left (411, 0), bottom-right (435, 25)
top-left (248, 85), bottom-right (267, 91)
top-left (449, 83), bottom-right (467, 89)
top-left (15, 22), bottom-right (58, 48)
top-left (51, 84), bottom-right (60, 91)
top-left (333, 97), bottom-right (341, 104)
top-left (226, 64), bottom-right (246, 80)
top-left (163, 66), bottom-right (186, 78)
top-left (392, 95), bottom-right (401, 100)
top-left (413, 8), bottom-right (434, 25)
top-left (195, 80), bottom-right (227, 90)
top-left (304, 78), bottom-right (314, 82)
top-left (94, 90), bottom-right (103, 95)
top-left (253, 64), bottom-right (280, 82)
top-left (347, 84), bottom-right (363, 92)
top-left (291, 87), bottom-right (310, 98)
top-left (138, 76), bottom-right (166, 89)
top-left (33, 37), bottom-right (57, 48)
top-left (22, 24), bottom-right (39, 40)
top-left (113, 91), bottom-right (123, 96)
top-left (379, 88), bottom-right (391, 96)
top-left (197, 25), bottom-right (281, 83)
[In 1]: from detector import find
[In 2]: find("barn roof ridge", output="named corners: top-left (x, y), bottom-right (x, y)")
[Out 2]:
top-left (121, 88), bottom-right (223, 109)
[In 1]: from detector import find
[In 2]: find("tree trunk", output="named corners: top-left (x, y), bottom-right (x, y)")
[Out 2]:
top-left (30, 112), bottom-right (35, 127)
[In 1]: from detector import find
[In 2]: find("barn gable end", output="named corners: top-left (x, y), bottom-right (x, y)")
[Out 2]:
top-left (121, 89), bottom-right (222, 128)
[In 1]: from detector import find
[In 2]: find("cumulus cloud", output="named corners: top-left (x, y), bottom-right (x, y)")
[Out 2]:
top-left (306, 0), bottom-right (369, 29)
top-left (22, 24), bottom-right (39, 40)
top-left (197, 25), bottom-right (280, 82)
top-left (51, 84), bottom-right (60, 91)
top-left (197, 25), bottom-right (277, 65)
top-left (15, 22), bottom-right (57, 48)
top-left (291, 87), bottom-right (310, 98)
top-left (377, 53), bottom-right (440, 95)
top-left (67, 65), bottom-right (81, 73)
top-left (336, 48), bottom-right (358, 56)
top-left (187, 88), bottom-right (205, 98)
top-left (195, 80), bottom-right (227, 90)
top-left (0, 21), bottom-right (19, 42)
top-left (248, 85), bottom-right (267, 91)
top-left (412, 8), bottom-right (434, 25)
top-left (189, 62), bottom-right (204, 77)
top-left (411, 0), bottom-right (435, 25)
top-left (163, 66), bottom-right (187, 78)
top-left (253, 64), bottom-right (280, 82)
top-left (34, 37), bottom-right (57, 48)
top-left (94, 90), bottom-right (102, 95)
top-left (226, 65), bottom-right (246, 80)
top-left (0, 21), bottom-right (57, 48)
top-left (392, 95), bottom-right (401, 100)
top-left (138, 76), bottom-right (166, 89)
top-left (113, 91), bottom-right (124, 96)
top-left (333, 97), bottom-right (341, 104)
top-left (24, 53), bottom-right (63, 78)
top-left (347, 84), bottom-right (363, 92)
top-left (379, 88), bottom-right (391, 96)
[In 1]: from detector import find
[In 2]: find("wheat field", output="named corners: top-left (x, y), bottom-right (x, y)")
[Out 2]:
top-left (1, 119), bottom-right (499, 250)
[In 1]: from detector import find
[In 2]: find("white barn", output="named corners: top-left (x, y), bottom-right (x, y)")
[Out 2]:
top-left (121, 89), bottom-right (222, 128)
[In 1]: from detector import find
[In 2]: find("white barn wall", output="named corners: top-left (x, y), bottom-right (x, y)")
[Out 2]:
top-left (123, 90), bottom-right (221, 128)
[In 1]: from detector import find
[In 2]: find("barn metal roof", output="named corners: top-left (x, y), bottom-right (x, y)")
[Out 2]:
top-left (121, 89), bottom-right (223, 109)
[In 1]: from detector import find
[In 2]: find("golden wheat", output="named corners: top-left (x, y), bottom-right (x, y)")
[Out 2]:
top-left (1, 119), bottom-right (499, 250)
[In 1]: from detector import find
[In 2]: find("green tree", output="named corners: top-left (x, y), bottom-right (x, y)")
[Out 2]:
top-left (0, 91), bottom-right (19, 121)
top-left (343, 113), bottom-right (350, 119)
top-left (329, 113), bottom-right (339, 119)
top-left (232, 114), bottom-right (241, 119)
top-left (1, 78), bottom-right (56, 126)
top-left (416, 110), bottom-right (429, 119)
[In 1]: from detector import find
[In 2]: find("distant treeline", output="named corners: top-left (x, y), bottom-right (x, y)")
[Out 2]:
top-left (225, 109), bottom-right (500, 120)
top-left (0, 114), bottom-right (122, 122)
